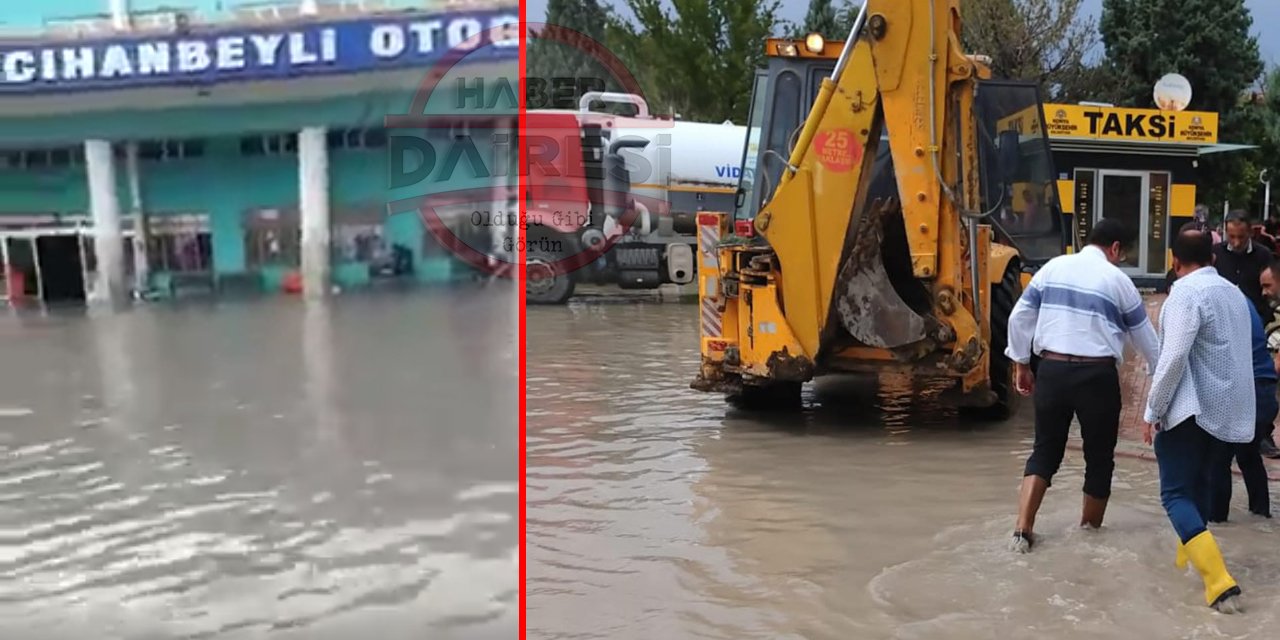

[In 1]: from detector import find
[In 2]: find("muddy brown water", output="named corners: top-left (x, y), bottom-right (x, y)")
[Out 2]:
top-left (0, 287), bottom-right (518, 639)
top-left (528, 300), bottom-right (1280, 640)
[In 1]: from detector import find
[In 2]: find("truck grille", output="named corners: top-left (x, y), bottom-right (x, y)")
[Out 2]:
top-left (615, 245), bottom-right (661, 270)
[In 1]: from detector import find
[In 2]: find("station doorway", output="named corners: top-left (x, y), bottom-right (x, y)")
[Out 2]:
top-left (2, 232), bottom-right (86, 305)
top-left (1, 223), bottom-right (136, 306)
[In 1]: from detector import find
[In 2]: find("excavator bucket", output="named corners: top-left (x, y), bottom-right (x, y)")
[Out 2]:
top-left (833, 197), bottom-right (930, 349)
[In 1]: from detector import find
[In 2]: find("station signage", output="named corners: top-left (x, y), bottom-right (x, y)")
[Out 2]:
top-left (1044, 104), bottom-right (1218, 144)
top-left (0, 9), bottom-right (517, 94)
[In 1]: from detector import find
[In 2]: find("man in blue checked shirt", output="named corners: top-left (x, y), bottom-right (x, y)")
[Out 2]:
top-left (1143, 227), bottom-right (1250, 614)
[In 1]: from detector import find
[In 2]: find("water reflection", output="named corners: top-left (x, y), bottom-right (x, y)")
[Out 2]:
top-left (0, 289), bottom-right (517, 638)
top-left (528, 301), bottom-right (1280, 640)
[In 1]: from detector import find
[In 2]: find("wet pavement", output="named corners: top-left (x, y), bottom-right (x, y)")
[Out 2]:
top-left (528, 299), bottom-right (1280, 640)
top-left (0, 287), bottom-right (518, 639)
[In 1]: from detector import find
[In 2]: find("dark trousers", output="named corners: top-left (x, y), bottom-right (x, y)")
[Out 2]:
top-left (1155, 417), bottom-right (1233, 543)
top-left (1207, 379), bottom-right (1277, 520)
top-left (1024, 359), bottom-right (1121, 498)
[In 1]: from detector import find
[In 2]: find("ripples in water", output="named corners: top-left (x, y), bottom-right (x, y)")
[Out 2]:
top-left (528, 300), bottom-right (1280, 640)
top-left (0, 290), bottom-right (517, 638)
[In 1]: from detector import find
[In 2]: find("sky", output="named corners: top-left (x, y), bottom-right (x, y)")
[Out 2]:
top-left (526, 0), bottom-right (1280, 66)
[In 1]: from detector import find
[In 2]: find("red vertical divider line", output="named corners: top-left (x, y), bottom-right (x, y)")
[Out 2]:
top-left (517, 0), bottom-right (528, 637)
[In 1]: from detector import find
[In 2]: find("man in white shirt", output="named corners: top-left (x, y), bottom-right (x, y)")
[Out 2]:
top-left (1004, 219), bottom-right (1160, 553)
top-left (1143, 227), bottom-right (1251, 613)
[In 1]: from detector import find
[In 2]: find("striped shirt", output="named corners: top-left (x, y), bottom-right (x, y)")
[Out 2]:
top-left (1143, 267), bottom-right (1256, 443)
top-left (1005, 245), bottom-right (1160, 368)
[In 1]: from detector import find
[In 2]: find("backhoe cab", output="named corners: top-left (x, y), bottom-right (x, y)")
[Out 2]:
top-left (691, 0), bottom-right (1068, 415)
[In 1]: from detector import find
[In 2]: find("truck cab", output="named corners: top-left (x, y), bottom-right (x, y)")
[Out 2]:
top-left (524, 94), bottom-right (746, 304)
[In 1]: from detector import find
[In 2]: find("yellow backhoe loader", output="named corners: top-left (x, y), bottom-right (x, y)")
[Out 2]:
top-left (690, 0), bottom-right (1070, 416)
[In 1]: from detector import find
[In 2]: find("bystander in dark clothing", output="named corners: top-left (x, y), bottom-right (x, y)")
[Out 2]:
top-left (1254, 226), bottom-right (1278, 253)
top-left (1215, 211), bottom-right (1274, 317)
top-left (1206, 302), bottom-right (1275, 520)
top-left (1256, 260), bottom-right (1280, 459)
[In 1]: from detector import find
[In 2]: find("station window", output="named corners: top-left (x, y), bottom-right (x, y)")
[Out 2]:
top-left (147, 214), bottom-right (213, 273)
top-left (331, 205), bottom-right (395, 269)
top-left (243, 209), bottom-right (301, 268)
top-left (333, 223), bottom-right (386, 263)
top-left (364, 128), bottom-right (388, 148)
top-left (135, 139), bottom-right (206, 162)
top-left (0, 147), bottom-right (85, 170)
top-left (326, 128), bottom-right (390, 150)
top-left (240, 134), bottom-right (299, 157)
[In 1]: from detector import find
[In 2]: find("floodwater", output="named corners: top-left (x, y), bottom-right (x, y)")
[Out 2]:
top-left (0, 287), bottom-right (518, 640)
top-left (528, 300), bottom-right (1280, 640)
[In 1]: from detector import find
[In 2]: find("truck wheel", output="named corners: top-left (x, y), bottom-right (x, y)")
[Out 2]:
top-left (526, 246), bottom-right (575, 305)
top-left (728, 381), bottom-right (803, 411)
top-left (969, 259), bottom-right (1023, 420)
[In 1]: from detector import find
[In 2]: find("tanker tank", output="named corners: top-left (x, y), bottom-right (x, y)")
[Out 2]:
top-left (607, 119), bottom-right (748, 234)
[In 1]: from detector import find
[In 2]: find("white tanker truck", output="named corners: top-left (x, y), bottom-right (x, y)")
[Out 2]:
top-left (523, 93), bottom-right (748, 304)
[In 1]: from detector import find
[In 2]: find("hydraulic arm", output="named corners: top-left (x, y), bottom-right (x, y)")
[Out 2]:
top-left (693, 0), bottom-right (1060, 414)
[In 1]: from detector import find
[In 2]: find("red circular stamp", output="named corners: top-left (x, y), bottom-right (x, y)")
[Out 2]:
top-left (383, 21), bottom-right (675, 286)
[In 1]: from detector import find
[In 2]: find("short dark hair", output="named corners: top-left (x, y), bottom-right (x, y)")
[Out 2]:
top-left (1270, 258), bottom-right (1280, 281)
top-left (1178, 220), bottom-right (1203, 234)
top-left (1086, 218), bottom-right (1137, 251)
top-left (1172, 227), bottom-right (1213, 267)
top-left (1225, 210), bottom-right (1251, 227)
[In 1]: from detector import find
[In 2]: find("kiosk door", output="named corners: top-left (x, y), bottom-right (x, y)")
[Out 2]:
top-left (1097, 170), bottom-right (1150, 275)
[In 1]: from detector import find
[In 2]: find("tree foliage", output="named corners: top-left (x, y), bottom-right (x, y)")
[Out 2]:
top-left (527, 0), bottom-right (628, 110)
top-left (1100, 0), bottom-right (1264, 209)
top-left (960, 0), bottom-right (1101, 101)
top-left (791, 0), bottom-right (862, 41)
top-left (607, 0), bottom-right (782, 123)
top-left (1246, 68), bottom-right (1280, 219)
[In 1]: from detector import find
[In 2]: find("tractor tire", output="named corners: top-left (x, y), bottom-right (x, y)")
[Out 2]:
top-left (526, 245), bottom-right (575, 305)
top-left (975, 259), bottom-right (1024, 420)
top-left (728, 381), bottom-right (803, 411)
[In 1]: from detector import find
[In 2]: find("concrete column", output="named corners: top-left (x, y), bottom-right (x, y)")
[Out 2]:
top-left (298, 127), bottom-right (331, 297)
top-left (109, 0), bottom-right (131, 30)
top-left (125, 142), bottom-right (149, 294)
top-left (85, 139), bottom-right (127, 305)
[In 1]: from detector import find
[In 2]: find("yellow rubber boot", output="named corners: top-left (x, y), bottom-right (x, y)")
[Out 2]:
top-left (1183, 531), bottom-right (1242, 610)
top-left (1175, 542), bottom-right (1187, 570)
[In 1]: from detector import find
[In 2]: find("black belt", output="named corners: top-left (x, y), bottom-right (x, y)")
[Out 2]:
top-left (1041, 350), bottom-right (1115, 364)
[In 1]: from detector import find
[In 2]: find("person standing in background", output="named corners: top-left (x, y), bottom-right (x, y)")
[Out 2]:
top-left (1256, 260), bottom-right (1280, 458)
top-left (1204, 299), bottom-right (1275, 520)
top-left (1194, 205), bottom-right (1221, 245)
top-left (1253, 223), bottom-right (1277, 253)
top-left (1144, 227), bottom-right (1252, 614)
top-left (1214, 210), bottom-right (1273, 318)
